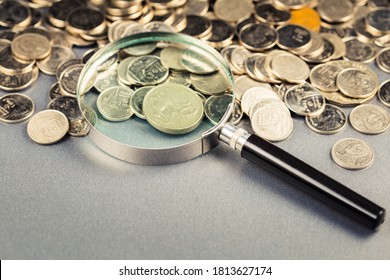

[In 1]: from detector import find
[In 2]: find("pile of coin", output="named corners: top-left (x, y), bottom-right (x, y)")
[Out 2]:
top-left (1, 0), bottom-right (390, 170)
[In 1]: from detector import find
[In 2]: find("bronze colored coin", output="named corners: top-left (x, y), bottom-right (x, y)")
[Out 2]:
top-left (239, 23), bottom-right (278, 52)
top-left (290, 7), bottom-right (321, 32)
top-left (214, 0), bottom-right (252, 23)
top-left (0, 93), bottom-right (35, 124)
top-left (336, 68), bottom-right (379, 99)
top-left (11, 33), bottom-right (51, 61)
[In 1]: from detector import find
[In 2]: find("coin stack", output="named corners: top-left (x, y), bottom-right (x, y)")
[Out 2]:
top-left (1, 0), bottom-right (390, 170)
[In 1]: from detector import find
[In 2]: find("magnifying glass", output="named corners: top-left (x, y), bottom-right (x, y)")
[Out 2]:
top-left (77, 32), bottom-right (385, 231)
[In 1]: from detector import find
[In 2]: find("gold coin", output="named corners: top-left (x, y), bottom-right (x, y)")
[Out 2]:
top-left (290, 7), bottom-right (321, 32)
top-left (11, 33), bottom-right (51, 61)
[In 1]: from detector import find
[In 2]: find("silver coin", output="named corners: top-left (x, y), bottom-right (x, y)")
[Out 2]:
top-left (181, 47), bottom-right (219, 74)
top-left (127, 55), bottom-right (169, 85)
top-left (349, 104), bottom-right (390, 134)
top-left (239, 23), bottom-right (278, 52)
top-left (254, 2), bottom-right (291, 25)
top-left (270, 53), bottom-right (310, 83)
top-left (49, 82), bottom-right (63, 100)
top-left (190, 70), bottom-right (232, 95)
top-left (378, 80), bottom-right (390, 107)
top-left (27, 110), bottom-right (69, 145)
top-left (343, 38), bottom-right (377, 63)
top-left (48, 96), bottom-right (83, 122)
top-left (94, 69), bottom-right (120, 92)
top-left (68, 118), bottom-right (91, 137)
top-left (36, 45), bottom-right (76, 76)
top-left (231, 46), bottom-right (252, 74)
top-left (59, 64), bottom-right (84, 96)
top-left (301, 38), bottom-right (335, 63)
top-left (366, 8), bottom-right (390, 35)
top-left (276, 24), bottom-right (312, 51)
top-left (305, 104), bottom-right (347, 135)
top-left (56, 58), bottom-right (82, 80)
top-left (376, 47), bottom-right (390, 73)
top-left (0, 93), bottom-right (35, 124)
top-left (0, 67), bottom-right (39, 92)
top-left (284, 83), bottom-right (326, 117)
top-left (130, 86), bottom-right (153, 119)
top-left (331, 138), bottom-right (374, 170)
top-left (241, 87), bottom-right (281, 115)
top-left (310, 63), bottom-right (343, 92)
top-left (336, 68), bottom-right (379, 99)
top-left (204, 94), bottom-right (233, 125)
top-left (234, 75), bottom-right (272, 102)
top-left (97, 86), bottom-right (134, 122)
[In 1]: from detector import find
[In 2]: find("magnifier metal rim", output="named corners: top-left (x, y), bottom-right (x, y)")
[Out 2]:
top-left (77, 32), bottom-right (235, 165)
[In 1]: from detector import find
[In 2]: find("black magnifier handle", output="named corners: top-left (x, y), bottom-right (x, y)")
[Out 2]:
top-left (219, 124), bottom-right (386, 231)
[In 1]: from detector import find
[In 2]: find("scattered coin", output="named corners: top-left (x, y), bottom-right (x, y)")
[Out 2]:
top-left (331, 138), bottom-right (374, 170)
top-left (0, 94), bottom-right (35, 124)
top-left (350, 104), bottom-right (390, 134)
top-left (306, 104), bottom-right (347, 135)
top-left (378, 80), bottom-right (390, 107)
top-left (376, 47), bottom-right (390, 73)
top-left (336, 68), bottom-right (379, 99)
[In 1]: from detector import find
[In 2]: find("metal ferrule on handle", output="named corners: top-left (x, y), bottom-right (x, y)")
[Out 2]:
top-left (219, 123), bottom-right (386, 231)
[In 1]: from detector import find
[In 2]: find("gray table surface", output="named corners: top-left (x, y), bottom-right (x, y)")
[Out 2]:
top-left (1, 46), bottom-right (390, 260)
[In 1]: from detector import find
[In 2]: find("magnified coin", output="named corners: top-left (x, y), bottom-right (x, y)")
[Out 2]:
top-left (306, 104), bottom-right (347, 135)
top-left (143, 83), bottom-right (205, 135)
top-left (94, 69), bottom-right (120, 93)
top-left (350, 104), bottom-right (390, 135)
top-left (0, 94), bottom-right (35, 124)
top-left (127, 55), bottom-right (169, 85)
top-left (97, 86), bottom-right (134, 122)
top-left (181, 47), bottom-right (219, 74)
top-left (160, 46), bottom-right (187, 72)
top-left (130, 86), bottom-right (153, 119)
top-left (27, 110), bottom-right (69, 145)
top-left (331, 138), bottom-right (374, 170)
top-left (204, 94), bottom-right (233, 125)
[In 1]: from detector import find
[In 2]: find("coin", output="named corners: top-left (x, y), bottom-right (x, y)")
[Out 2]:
top-left (204, 94), bottom-right (233, 125)
top-left (27, 110), bottom-right (69, 145)
top-left (230, 46), bottom-right (252, 74)
top-left (0, 94), bottom-right (35, 124)
top-left (191, 70), bottom-right (232, 95)
top-left (59, 64), bottom-right (84, 96)
top-left (378, 80), bottom-right (390, 107)
top-left (331, 138), bottom-right (374, 170)
top-left (68, 118), bottom-right (91, 137)
top-left (322, 91), bottom-right (374, 107)
top-left (11, 33), bottom-right (51, 61)
top-left (239, 23), bottom-right (278, 52)
top-left (0, 0), bottom-right (31, 29)
top-left (310, 63), bottom-right (343, 92)
top-left (254, 2), bottom-right (291, 25)
top-left (0, 45), bottom-right (35, 75)
top-left (376, 47), bottom-right (390, 73)
top-left (274, 0), bottom-right (312, 10)
top-left (48, 96), bottom-right (84, 122)
top-left (253, 53), bottom-right (282, 84)
top-left (305, 104), bottom-right (347, 135)
top-left (214, 0), bottom-right (252, 23)
top-left (234, 75), bottom-right (272, 102)
top-left (343, 38), bottom-right (377, 63)
top-left (166, 71), bottom-right (192, 87)
top-left (48, 0), bottom-right (84, 29)
top-left (0, 67), bottom-right (39, 92)
top-left (365, 8), bottom-right (390, 36)
top-left (160, 46), bottom-right (187, 72)
top-left (181, 15), bottom-right (211, 38)
top-left (94, 69), bottom-right (120, 92)
top-left (241, 87), bottom-right (281, 115)
top-left (96, 86), bottom-right (134, 122)
top-left (276, 24), bottom-right (312, 52)
top-left (300, 38), bottom-right (335, 63)
top-left (251, 99), bottom-right (293, 142)
top-left (37, 45), bottom-right (76, 76)
top-left (336, 68), bottom-right (379, 99)
top-left (127, 55), bottom-right (169, 85)
top-left (130, 86), bottom-right (153, 119)
top-left (181, 47), bottom-right (219, 74)
top-left (143, 83), bottom-right (205, 135)
top-left (350, 104), bottom-right (390, 134)
top-left (184, 0), bottom-right (209, 16)
top-left (66, 7), bottom-right (106, 35)
top-left (321, 33), bottom-right (346, 60)
top-left (49, 82), bottom-right (63, 101)
top-left (206, 19), bottom-right (235, 49)
top-left (56, 59), bottom-right (82, 80)
top-left (270, 53), bottom-right (310, 83)
top-left (317, 0), bottom-right (354, 23)
top-left (284, 83), bottom-right (326, 117)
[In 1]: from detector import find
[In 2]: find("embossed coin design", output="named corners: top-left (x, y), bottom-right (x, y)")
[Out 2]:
top-left (336, 68), bottom-right (379, 99)
top-left (97, 86), bottom-right (134, 122)
top-left (306, 104), bottom-right (347, 135)
top-left (331, 138), bottom-right (374, 170)
top-left (204, 94), bottom-right (233, 125)
top-left (284, 84), bottom-right (326, 117)
top-left (127, 55), bottom-right (169, 85)
top-left (350, 104), bottom-right (390, 134)
top-left (378, 80), bottom-right (390, 107)
top-left (143, 83), bottom-right (205, 135)
top-left (0, 94), bottom-right (35, 124)
top-left (27, 110), bottom-right (69, 145)
top-left (11, 33), bottom-right (51, 61)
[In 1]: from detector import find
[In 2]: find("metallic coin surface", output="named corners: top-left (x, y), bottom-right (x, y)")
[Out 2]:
top-left (234, 75), bottom-right (272, 102)
top-left (117, 56), bottom-right (137, 85)
top-left (191, 71), bottom-right (231, 95)
top-left (48, 96), bottom-right (84, 122)
top-left (317, 0), bottom-right (354, 23)
top-left (0, 0), bottom-right (31, 28)
top-left (254, 2), bottom-right (291, 25)
top-left (366, 8), bottom-right (390, 35)
top-left (181, 48), bottom-right (219, 74)
top-left (322, 91), bottom-right (374, 107)
top-left (0, 45), bottom-right (35, 75)
top-left (66, 7), bottom-right (106, 34)
top-left (0, 67), bottom-right (39, 92)
top-left (68, 118), bottom-right (91, 137)
top-left (181, 15), bottom-right (211, 38)
top-left (301, 38), bottom-right (335, 63)
top-left (11, 33), bottom-right (51, 61)
top-left (239, 23), bottom-right (278, 52)
top-left (49, 82), bottom-right (63, 100)
top-left (310, 63), bottom-right (343, 92)
top-left (160, 46), bottom-right (186, 71)
top-left (56, 58), bottom-right (82, 80)
top-left (300, 32), bottom-right (324, 57)
top-left (0, 94), bottom-right (35, 124)
top-left (376, 47), bottom-right (390, 73)
top-left (130, 86), bottom-right (153, 119)
top-left (127, 55), bottom-right (169, 85)
top-left (344, 38), bottom-right (377, 63)
top-left (336, 68), bottom-right (379, 99)
top-left (350, 104), bottom-right (390, 134)
top-left (274, 0), bottom-right (312, 10)
top-left (305, 104), bottom-right (347, 134)
top-left (97, 86), bottom-right (134, 122)
top-left (94, 69), bottom-right (120, 92)
top-left (59, 64), bottom-right (84, 96)
top-left (231, 46), bottom-right (252, 74)
top-left (251, 99), bottom-right (293, 142)
top-left (37, 45), bottom-right (76, 76)
top-left (270, 53), bottom-right (310, 83)
top-left (378, 80), bottom-right (390, 107)
top-left (284, 83), bottom-right (326, 117)
top-left (331, 138), bottom-right (374, 170)
top-left (214, 0), bottom-right (252, 23)
top-left (184, 0), bottom-right (209, 16)
top-left (321, 33), bottom-right (346, 60)
top-left (252, 54), bottom-right (281, 84)
top-left (143, 83), bottom-right (205, 134)
top-left (166, 71), bottom-right (192, 87)
top-left (27, 110), bottom-right (69, 145)
top-left (241, 87), bottom-right (281, 115)
top-left (204, 94), bottom-right (233, 125)
top-left (206, 19), bottom-right (235, 48)
top-left (277, 24), bottom-right (312, 51)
